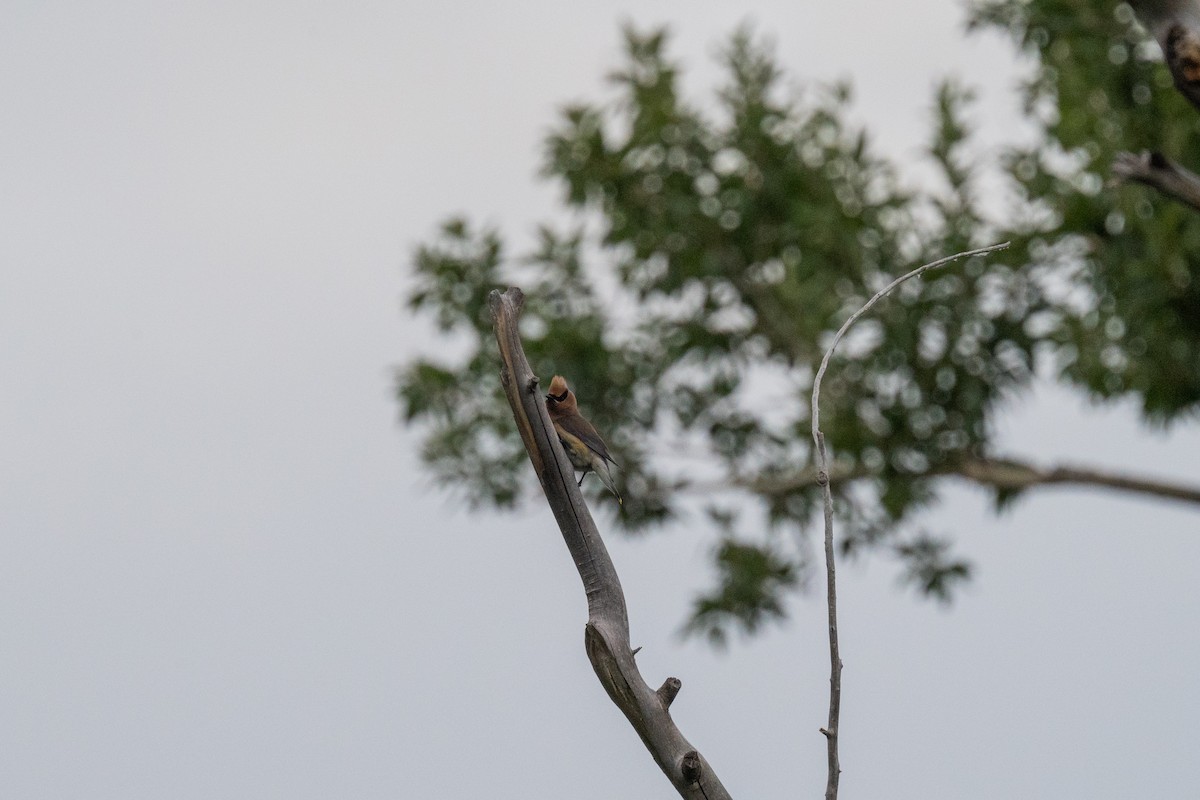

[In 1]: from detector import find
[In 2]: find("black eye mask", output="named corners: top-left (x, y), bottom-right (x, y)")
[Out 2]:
top-left (547, 390), bottom-right (569, 403)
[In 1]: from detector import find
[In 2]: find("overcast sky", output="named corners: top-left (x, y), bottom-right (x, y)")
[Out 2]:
top-left (3, 2), bottom-right (1200, 798)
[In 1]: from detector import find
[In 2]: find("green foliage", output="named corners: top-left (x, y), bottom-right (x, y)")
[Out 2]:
top-left (684, 536), bottom-right (801, 647)
top-left (401, 9), bottom-right (1200, 642)
top-left (970, 0), bottom-right (1200, 421)
top-left (894, 535), bottom-right (973, 603)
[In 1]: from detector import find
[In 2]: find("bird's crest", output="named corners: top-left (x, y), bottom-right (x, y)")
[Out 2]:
top-left (546, 375), bottom-right (576, 410)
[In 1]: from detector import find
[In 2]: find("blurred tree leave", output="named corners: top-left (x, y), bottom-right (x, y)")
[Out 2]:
top-left (401, 4), bottom-right (1200, 642)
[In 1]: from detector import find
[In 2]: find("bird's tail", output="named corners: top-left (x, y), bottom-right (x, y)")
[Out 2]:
top-left (596, 460), bottom-right (622, 505)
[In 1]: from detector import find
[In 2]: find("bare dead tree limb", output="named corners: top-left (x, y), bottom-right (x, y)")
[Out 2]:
top-left (1112, 150), bottom-right (1200, 213)
top-left (488, 287), bottom-right (732, 800)
top-left (809, 242), bottom-right (1009, 800)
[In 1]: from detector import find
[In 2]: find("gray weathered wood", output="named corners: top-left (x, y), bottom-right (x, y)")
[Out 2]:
top-left (488, 287), bottom-right (732, 800)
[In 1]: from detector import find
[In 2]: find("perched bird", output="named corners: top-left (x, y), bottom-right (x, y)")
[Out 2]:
top-left (545, 375), bottom-right (622, 503)
top-left (1130, 0), bottom-right (1200, 111)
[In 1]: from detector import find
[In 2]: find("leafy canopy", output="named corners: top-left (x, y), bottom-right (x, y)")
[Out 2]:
top-left (400, 3), bottom-right (1200, 643)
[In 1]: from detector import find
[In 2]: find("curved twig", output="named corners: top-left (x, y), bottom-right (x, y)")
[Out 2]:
top-left (489, 288), bottom-right (732, 800)
top-left (809, 242), bottom-right (1009, 800)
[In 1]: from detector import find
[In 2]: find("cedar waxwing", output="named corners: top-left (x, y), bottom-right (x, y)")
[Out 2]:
top-left (545, 375), bottom-right (622, 504)
top-left (1129, 0), bottom-right (1200, 111)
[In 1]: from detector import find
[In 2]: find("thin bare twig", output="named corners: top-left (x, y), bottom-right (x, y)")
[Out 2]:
top-left (809, 242), bottom-right (1009, 800)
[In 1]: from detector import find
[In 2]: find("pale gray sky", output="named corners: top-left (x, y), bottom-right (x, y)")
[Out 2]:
top-left (3, 2), bottom-right (1199, 798)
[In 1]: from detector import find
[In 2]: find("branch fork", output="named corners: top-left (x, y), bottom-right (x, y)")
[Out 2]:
top-left (489, 287), bottom-right (731, 800)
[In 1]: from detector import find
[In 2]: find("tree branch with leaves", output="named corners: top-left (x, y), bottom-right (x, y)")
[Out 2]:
top-left (402, 19), bottom-right (1198, 648)
top-left (400, 4), bottom-right (1200, 796)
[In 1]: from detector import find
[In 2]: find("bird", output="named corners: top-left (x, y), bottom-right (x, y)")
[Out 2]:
top-left (545, 375), bottom-right (622, 504)
top-left (1130, 0), bottom-right (1200, 111)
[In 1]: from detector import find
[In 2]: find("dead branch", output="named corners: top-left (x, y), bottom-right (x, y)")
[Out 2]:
top-left (488, 287), bottom-right (732, 800)
top-left (809, 242), bottom-right (1010, 800)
